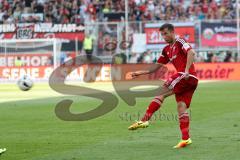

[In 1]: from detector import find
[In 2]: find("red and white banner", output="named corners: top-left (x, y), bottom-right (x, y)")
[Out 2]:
top-left (0, 53), bottom-right (52, 67)
top-left (0, 23), bottom-right (85, 41)
top-left (201, 21), bottom-right (237, 47)
top-left (0, 23), bottom-right (84, 33)
top-left (144, 22), bottom-right (195, 49)
top-left (0, 23), bottom-right (85, 51)
top-left (1, 63), bottom-right (240, 81)
top-left (145, 26), bottom-right (195, 44)
top-left (0, 32), bottom-right (84, 41)
top-left (0, 53), bottom-right (77, 67)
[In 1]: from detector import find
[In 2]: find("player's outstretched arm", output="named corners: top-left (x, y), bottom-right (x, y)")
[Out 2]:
top-left (126, 63), bottom-right (164, 79)
top-left (184, 49), bottom-right (196, 79)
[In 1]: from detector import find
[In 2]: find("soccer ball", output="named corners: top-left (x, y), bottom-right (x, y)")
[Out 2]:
top-left (17, 75), bottom-right (34, 91)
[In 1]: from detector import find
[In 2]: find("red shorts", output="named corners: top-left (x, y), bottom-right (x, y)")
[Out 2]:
top-left (164, 72), bottom-right (198, 108)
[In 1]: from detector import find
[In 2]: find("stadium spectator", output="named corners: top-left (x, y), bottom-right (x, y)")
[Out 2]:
top-left (15, 56), bottom-right (24, 67)
top-left (60, 51), bottom-right (67, 64)
top-left (142, 50), bottom-right (153, 63)
top-left (83, 32), bottom-right (94, 61)
top-left (224, 51), bottom-right (235, 62)
top-left (205, 52), bottom-right (219, 63)
top-left (113, 53), bottom-right (127, 64)
top-left (129, 52), bottom-right (140, 63)
top-left (47, 55), bottom-right (53, 66)
top-left (0, 0), bottom-right (236, 24)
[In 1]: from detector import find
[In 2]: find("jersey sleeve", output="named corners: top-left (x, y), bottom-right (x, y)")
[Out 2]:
top-left (177, 38), bottom-right (192, 54)
top-left (157, 48), bottom-right (169, 64)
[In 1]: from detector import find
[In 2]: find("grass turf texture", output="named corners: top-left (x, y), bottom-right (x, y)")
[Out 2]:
top-left (0, 81), bottom-right (239, 160)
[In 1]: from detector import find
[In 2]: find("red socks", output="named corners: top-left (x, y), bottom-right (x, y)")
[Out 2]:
top-left (141, 96), bottom-right (163, 122)
top-left (179, 112), bottom-right (190, 140)
top-left (141, 96), bottom-right (190, 140)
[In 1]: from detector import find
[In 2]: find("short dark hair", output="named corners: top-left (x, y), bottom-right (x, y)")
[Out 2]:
top-left (159, 23), bottom-right (174, 31)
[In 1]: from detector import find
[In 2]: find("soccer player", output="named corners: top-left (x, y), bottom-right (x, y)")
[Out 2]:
top-left (128, 23), bottom-right (198, 149)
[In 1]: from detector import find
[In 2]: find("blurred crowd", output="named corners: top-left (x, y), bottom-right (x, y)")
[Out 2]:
top-left (196, 50), bottom-right (238, 63)
top-left (128, 50), bottom-right (238, 63)
top-left (0, 0), bottom-right (237, 24)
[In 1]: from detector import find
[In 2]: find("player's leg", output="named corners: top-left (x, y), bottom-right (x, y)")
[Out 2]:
top-left (141, 87), bottom-right (174, 122)
top-left (173, 85), bottom-right (197, 148)
top-left (173, 101), bottom-right (192, 148)
top-left (178, 101), bottom-right (190, 140)
top-left (172, 75), bottom-right (198, 148)
top-left (128, 73), bottom-right (183, 130)
top-left (128, 86), bottom-right (174, 130)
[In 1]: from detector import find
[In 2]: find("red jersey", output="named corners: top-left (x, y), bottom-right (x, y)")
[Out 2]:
top-left (157, 38), bottom-right (196, 76)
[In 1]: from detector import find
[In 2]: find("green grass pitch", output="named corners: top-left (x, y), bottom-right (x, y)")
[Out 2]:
top-left (0, 81), bottom-right (240, 160)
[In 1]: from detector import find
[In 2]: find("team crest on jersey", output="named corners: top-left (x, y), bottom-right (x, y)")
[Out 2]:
top-left (183, 43), bottom-right (190, 50)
